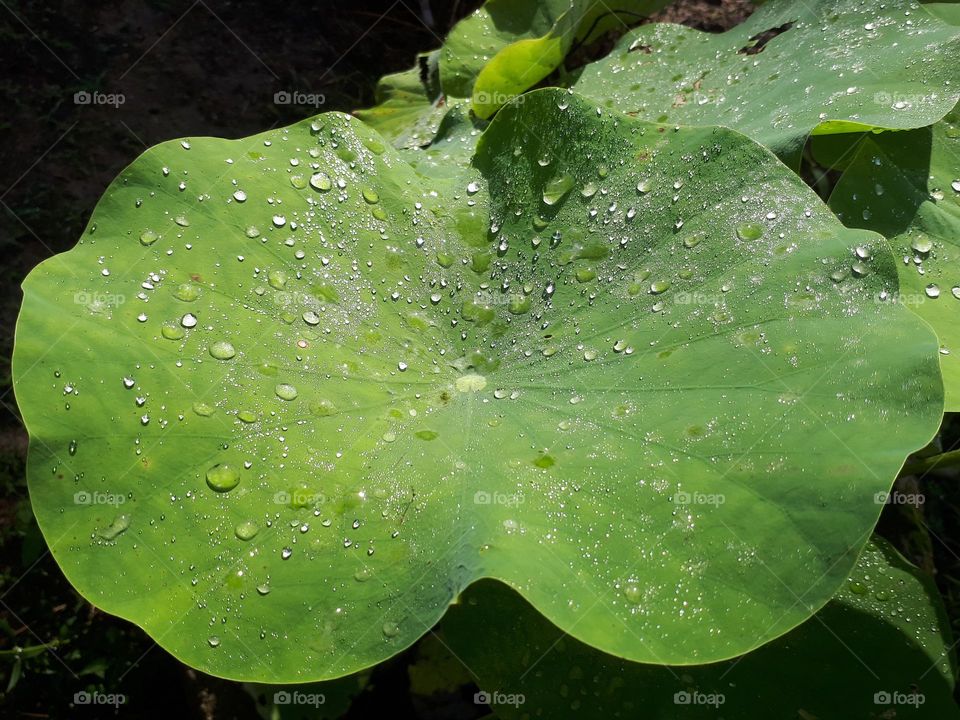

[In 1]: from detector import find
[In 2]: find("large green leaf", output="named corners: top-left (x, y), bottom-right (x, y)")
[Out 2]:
top-left (14, 89), bottom-right (942, 681)
top-left (440, 0), bottom-right (671, 119)
top-left (439, 538), bottom-right (958, 719)
top-left (829, 104), bottom-right (960, 409)
top-left (572, 0), bottom-right (960, 164)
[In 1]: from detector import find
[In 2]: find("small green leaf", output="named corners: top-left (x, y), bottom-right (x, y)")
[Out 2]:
top-left (829, 101), bottom-right (960, 408)
top-left (440, 0), bottom-right (671, 118)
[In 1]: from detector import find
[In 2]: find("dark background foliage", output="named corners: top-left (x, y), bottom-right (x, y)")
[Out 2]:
top-left (1, 1), bottom-right (955, 717)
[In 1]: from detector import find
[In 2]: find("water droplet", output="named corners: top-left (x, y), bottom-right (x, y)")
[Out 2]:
top-left (736, 222), bottom-right (763, 241)
top-left (362, 187), bottom-right (380, 204)
top-left (98, 514), bottom-right (130, 540)
top-left (139, 230), bottom-right (159, 246)
top-left (233, 190), bottom-right (247, 202)
top-left (174, 283), bottom-right (200, 302)
top-left (623, 583), bottom-right (642, 603)
top-left (310, 172), bottom-right (332, 192)
top-left (281, 547), bottom-right (293, 560)
top-left (235, 520), bottom-right (259, 540)
top-left (275, 383), bottom-right (298, 401)
top-left (636, 179), bottom-right (651, 194)
top-left (68, 439), bottom-right (78, 456)
top-left (382, 621), bottom-right (400, 638)
top-left (193, 402), bottom-right (215, 417)
top-left (268, 269), bottom-right (287, 290)
top-left (180, 313), bottom-right (198, 328)
top-left (207, 636), bottom-right (220, 648)
top-left (926, 284), bottom-right (941, 298)
top-left (206, 464), bottom-right (240, 492)
top-left (910, 236), bottom-right (932, 255)
top-left (209, 341), bottom-right (236, 360)
top-left (161, 323), bottom-right (185, 340)
top-left (543, 174), bottom-right (574, 206)
top-left (455, 374), bottom-right (487, 393)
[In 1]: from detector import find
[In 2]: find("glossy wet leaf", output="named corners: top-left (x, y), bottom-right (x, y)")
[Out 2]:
top-left (923, 1), bottom-right (960, 25)
top-left (439, 538), bottom-right (958, 719)
top-left (352, 51), bottom-right (451, 150)
top-left (573, 0), bottom-right (960, 164)
top-left (829, 102), bottom-right (960, 409)
top-left (14, 89), bottom-right (941, 681)
top-left (440, 0), bottom-right (671, 118)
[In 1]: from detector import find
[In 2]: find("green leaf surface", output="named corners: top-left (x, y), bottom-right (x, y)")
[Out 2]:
top-left (440, 0), bottom-right (670, 118)
top-left (572, 0), bottom-right (960, 164)
top-left (352, 51), bottom-right (450, 150)
top-left (808, 132), bottom-right (868, 172)
top-left (14, 89), bottom-right (942, 681)
top-left (829, 104), bottom-right (960, 409)
top-left (439, 538), bottom-right (958, 719)
top-left (923, 1), bottom-right (960, 25)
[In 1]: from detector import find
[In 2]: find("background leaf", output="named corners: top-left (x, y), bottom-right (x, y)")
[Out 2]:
top-left (572, 0), bottom-right (960, 165)
top-left (352, 51), bottom-right (451, 149)
top-left (439, 0), bottom-right (671, 118)
top-left (829, 103), bottom-right (960, 409)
